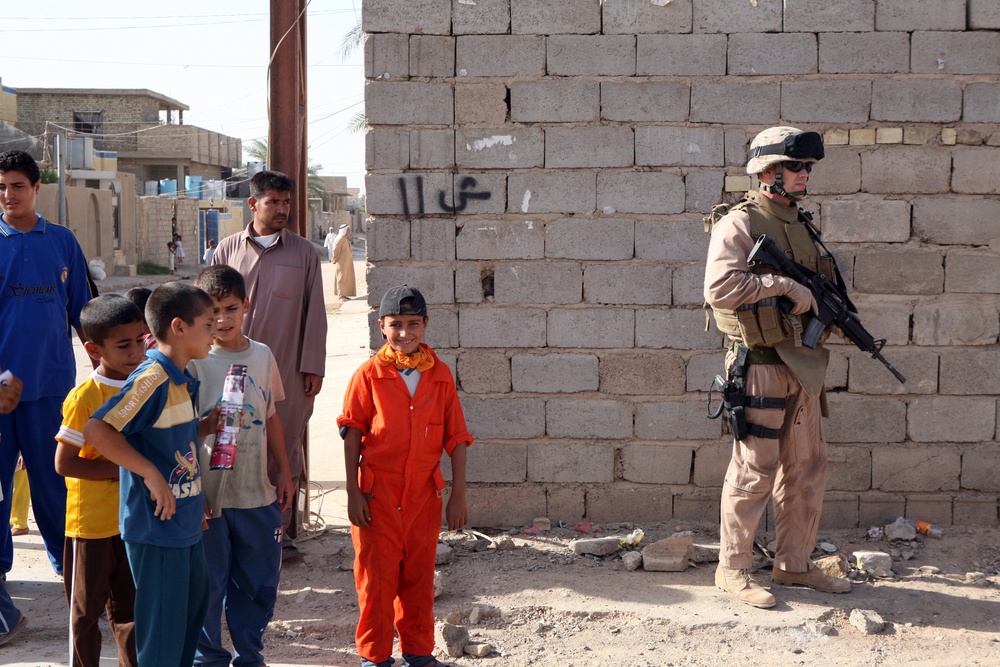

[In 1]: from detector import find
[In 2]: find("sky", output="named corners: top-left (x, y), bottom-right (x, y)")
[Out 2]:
top-left (0, 0), bottom-right (366, 191)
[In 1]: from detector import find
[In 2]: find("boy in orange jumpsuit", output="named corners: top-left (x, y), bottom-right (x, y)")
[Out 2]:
top-left (338, 285), bottom-right (472, 667)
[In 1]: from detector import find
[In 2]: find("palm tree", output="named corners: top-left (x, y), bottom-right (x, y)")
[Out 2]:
top-left (243, 139), bottom-right (330, 209)
top-left (341, 17), bottom-right (368, 135)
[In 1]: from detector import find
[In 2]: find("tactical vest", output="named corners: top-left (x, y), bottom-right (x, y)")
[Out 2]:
top-left (708, 197), bottom-right (835, 348)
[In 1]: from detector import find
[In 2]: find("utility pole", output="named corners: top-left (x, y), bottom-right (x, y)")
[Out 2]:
top-left (269, 0), bottom-right (308, 238)
top-left (55, 133), bottom-right (67, 227)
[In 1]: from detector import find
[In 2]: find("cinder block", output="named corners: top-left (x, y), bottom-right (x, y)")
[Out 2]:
top-left (635, 399), bottom-right (722, 440)
top-left (584, 264), bottom-right (672, 305)
top-left (455, 83), bottom-right (508, 125)
top-left (952, 147), bottom-right (1000, 195)
top-left (545, 126), bottom-right (634, 169)
top-left (508, 171), bottom-right (596, 214)
top-left (825, 129), bottom-right (850, 145)
top-left (858, 493), bottom-right (906, 528)
top-left (824, 395), bottom-right (906, 443)
top-left (365, 128), bottom-right (408, 170)
top-left (687, 353), bottom-right (723, 393)
top-left (622, 444), bottom-right (693, 484)
top-left (940, 348), bottom-right (1000, 395)
top-left (546, 399), bottom-right (633, 439)
top-left (784, 0), bottom-right (875, 31)
top-left (547, 308), bottom-right (635, 349)
top-left (912, 31), bottom-right (1000, 75)
top-left (904, 127), bottom-right (935, 145)
top-left (457, 127), bottom-right (543, 169)
top-left (585, 485), bottom-right (674, 524)
top-left (692, 441), bottom-right (731, 488)
top-left (673, 492), bottom-right (722, 524)
top-left (545, 218), bottom-right (634, 260)
top-left (409, 35), bottom-right (454, 78)
top-left (528, 443), bottom-right (614, 483)
top-left (511, 353), bottom-right (599, 393)
top-left (690, 81), bottom-right (780, 124)
top-left (872, 445), bottom-right (961, 492)
top-left (941, 127), bottom-right (958, 145)
top-left (603, 0), bottom-right (693, 34)
top-left (912, 196), bottom-right (1000, 245)
top-left (425, 308), bottom-right (459, 349)
top-left (635, 126), bottom-right (724, 167)
top-left (781, 80), bottom-right (871, 124)
top-left (819, 493), bottom-right (860, 530)
top-left (953, 496), bottom-right (999, 526)
top-left (963, 83), bottom-right (1000, 123)
top-left (548, 35), bottom-right (636, 76)
top-left (904, 494), bottom-right (953, 527)
top-left (850, 128), bottom-right (877, 145)
top-left (545, 486), bottom-right (586, 523)
top-left (859, 147), bottom-right (952, 194)
top-left (601, 81), bottom-right (690, 123)
top-left (672, 263), bottom-right (707, 306)
top-left (459, 307), bottom-right (547, 348)
top-left (410, 218), bottom-right (455, 262)
top-left (366, 172), bottom-right (455, 216)
top-left (462, 397), bottom-right (546, 439)
top-left (635, 219), bottom-right (708, 262)
top-left (364, 33), bottom-right (409, 80)
top-left (600, 352), bottom-right (686, 396)
top-left (821, 197), bottom-right (909, 243)
top-left (728, 33), bottom-right (817, 75)
top-left (456, 220), bottom-right (543, 260)
top-left (876, 0), bottom-right (968, 31)
top-left (462, 442), bottom-right (526, 483)
top-left (912, 297), bottom-right (1000, 346)
top-left (971, 0), bottom-right (1000, 28)
top-left (876, 128), bottom-right (904, 144)
top-left (853, 248), bottom-right (943, 295)
top-left (871, 79), bottom-right (962, 123)
top-left (725, 129), bottom-right (749, 166)
top-left (847, 348), bottom-right (938, 396)
top-left (363, 0), bottom-right (452, 34)
top-left (827, 445), bottom-right (873, 492)
top-left (635, 34), bottom-right (727, 75)
top-left (494, 262), bottom-right (582, 305)
top-left (946, 248), bottom-right (1000, 294)
top-left (909, 396), bottom-right (997, 443)
top-left (365, 81), bottom-right (454, 125)
top-left (510, 80), bottom-right (600, 123)
top-left (366, 266), bottom-right (453, 307)
top-left (366, 217), bottom-right (410, 261)
top-left (455, 35), bottom-right (544, 77)
top-left (725, 175), bottom-right (751, 192)
top-left (636, 308), bottom-right (722, 350)
top-left (693, 0), bottom-right (780, 33)
top-left (467, 485), bottom-right (545, 528)
top-left (409, 129), bottom-right (454, 169)
top-left (510, 0), bottom-right (600, 34)
top-left (457, 350), bottom-right (511, 394)
top-left (825, 349), bottom-right (849, 391)
top-left (685, 171), bottom-right (724, 214)
top-left (452, 0), bottom-right (510, 34)
top-left (961, 445), bottom-right (1000, 492)
top-left (597, 172), bottom-right (685, 215)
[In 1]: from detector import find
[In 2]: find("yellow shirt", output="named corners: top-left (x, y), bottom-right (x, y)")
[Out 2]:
top-left (57, 371), bottom-right (126, 539)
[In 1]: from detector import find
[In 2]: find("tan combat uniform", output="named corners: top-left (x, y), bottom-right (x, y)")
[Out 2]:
top-left (704, 190), bottom-right (833, 574)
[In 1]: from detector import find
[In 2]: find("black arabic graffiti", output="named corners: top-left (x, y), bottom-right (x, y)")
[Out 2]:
top-left (397, 176), bottom-right (491, 216)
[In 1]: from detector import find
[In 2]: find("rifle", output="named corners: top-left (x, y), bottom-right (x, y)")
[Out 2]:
top-left (747, 234), bottom-right (907, 384)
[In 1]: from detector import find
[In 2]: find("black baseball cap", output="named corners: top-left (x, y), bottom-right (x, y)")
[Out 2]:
top-left (379, 285), bottom-right (428, 318)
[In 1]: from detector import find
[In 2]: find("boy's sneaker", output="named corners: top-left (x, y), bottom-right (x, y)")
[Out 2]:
top-left (715, 564), bottom-right (776, 608)
top-left (773, 566), bottom-right (851, 593)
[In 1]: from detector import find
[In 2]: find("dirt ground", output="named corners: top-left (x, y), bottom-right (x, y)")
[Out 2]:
top-left (9, 515), bottom-right (998, 667)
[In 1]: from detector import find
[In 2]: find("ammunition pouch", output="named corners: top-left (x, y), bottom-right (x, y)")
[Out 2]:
top-left (707, 345), bottom-right (786, 440)
top-left (735, 297), bottom-right (792, 348)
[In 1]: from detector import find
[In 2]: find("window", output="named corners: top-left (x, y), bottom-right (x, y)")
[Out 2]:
top-left (73, 111), bottom-right (103, 136)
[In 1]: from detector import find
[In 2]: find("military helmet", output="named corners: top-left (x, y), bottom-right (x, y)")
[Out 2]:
top-left (746, 126), bottom-right (825, 175)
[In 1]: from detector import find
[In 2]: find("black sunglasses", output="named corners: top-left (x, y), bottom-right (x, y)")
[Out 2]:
top-left (783, 160), bottom-right (813, 173)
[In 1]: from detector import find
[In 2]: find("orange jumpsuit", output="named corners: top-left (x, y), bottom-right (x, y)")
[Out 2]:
top-left (338, 346), bottom-right (473, 662)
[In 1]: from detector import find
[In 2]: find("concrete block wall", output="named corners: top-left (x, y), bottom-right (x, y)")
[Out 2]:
top-left (362, 0), bottom-right (1000, 529)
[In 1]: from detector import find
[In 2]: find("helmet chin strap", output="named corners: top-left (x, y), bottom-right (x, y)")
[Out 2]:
top-left (759, 164), bottom-right (806, 202)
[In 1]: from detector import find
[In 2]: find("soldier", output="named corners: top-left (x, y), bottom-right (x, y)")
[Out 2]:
top-left (704, 127), bottom-right (851, 608)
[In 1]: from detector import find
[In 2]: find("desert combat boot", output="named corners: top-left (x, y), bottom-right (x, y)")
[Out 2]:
top-left (773, 566), bottom-right (851, 593)
top-left (715, 564), bottom-right (776, 608)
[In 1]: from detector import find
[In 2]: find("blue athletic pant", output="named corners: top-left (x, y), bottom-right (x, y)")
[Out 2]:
top-left (126, 540), bottom-right (209, 667)
top-left (0, 579), bottom-right (20, 634)
top-left (194, 503), bottom-right (282, 667)
top-left (0, 396), bottom-right (67, 575)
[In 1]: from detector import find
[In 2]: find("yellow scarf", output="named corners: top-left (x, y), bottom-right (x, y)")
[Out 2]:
top-left (375, 343), bottom-right (435, 372)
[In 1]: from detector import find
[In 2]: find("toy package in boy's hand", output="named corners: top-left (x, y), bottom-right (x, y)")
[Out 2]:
top-left (209, 364), bottom-right (247, 470)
